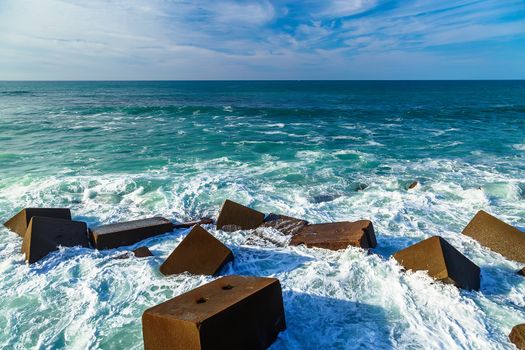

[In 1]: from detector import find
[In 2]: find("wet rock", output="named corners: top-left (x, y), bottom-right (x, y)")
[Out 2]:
top-left (4, 208), bottom-right (71, 237)
top-left (22, 216), bottom-right (89, 264)
top-left (311, 194), bottom-right (340, 203)
top-left (259, 213), bottom-right (308, 236)
top-left (142, 275), bottom-right (286, 350)
top-left (160, 225), bottom-right (233, 276)
top-left (519, 267), bottom-right (525, 276)
top-left (462, 210), bottom-right (525, 263)
top-left (90, 217), bottom-right (173, 249)
top-left (290, 220), bottom-right (377, 250)
top-left (216, 199), bottom-right (265, 231)
top-left (408, 181), bottom-right (418, 189)
top-left (172, 218), bottom-right (213, 229)
top-left (115, 246), bottom-right (154, 259)
top-left (393, 236), bottom-right (480, 290)
top-left (354, 183), bottom-right (368, 192)
top-left (509, 324), bottom-right (525, 350)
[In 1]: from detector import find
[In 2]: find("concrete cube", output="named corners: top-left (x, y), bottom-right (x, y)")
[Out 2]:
top-left (216, 200), bottom-right (265, 231)
top-left (4, 208), bottom-right (71, 237)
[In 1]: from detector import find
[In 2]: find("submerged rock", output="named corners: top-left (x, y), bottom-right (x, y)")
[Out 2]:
top-left (4, 208), bottom-right (71, 237)
top-left (311, 194), bottom-right (340, 203)
top-left (509, 324), bottom-right (525, 350)
top-left (142, 275), bottom-right (286, 350)
top-left (462, 210), bottom-right (525, 263)
top-left (160, 225), bottom-right (233, 276)
top-left (408, 181), bottom-right (418, 189)
top-left (216, 199), bottom-right (265, 231)
top-left (393, 236), bottom-right (480, 290)
top-left (90, 217), bottom-right (173, 249)
top-left (259, 213), bottom-right (308, 236)
top-left (290, 220), bottom-right (377, 250)
top-left (22, 216), bottom-right (89, 264)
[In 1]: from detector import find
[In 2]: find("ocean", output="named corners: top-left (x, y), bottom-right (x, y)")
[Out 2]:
top-left (0, 80), bottom-right (524, 349)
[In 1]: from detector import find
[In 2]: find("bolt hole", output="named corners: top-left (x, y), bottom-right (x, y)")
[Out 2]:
top-left (196, 297), bottom-right (207, 304)
top-left (222, 284), bottom-right (234, 290)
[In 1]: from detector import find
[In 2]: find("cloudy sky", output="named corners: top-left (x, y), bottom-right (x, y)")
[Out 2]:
top-left (0, 0), bottom-right (524, 80)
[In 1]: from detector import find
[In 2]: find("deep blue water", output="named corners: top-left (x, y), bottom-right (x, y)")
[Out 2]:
top-left (0, 81), bottom-right (524, 349)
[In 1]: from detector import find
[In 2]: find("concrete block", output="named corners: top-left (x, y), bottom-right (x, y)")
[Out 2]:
top-left (142, 275), bottom-right (286, 350)
top-left (22, 216), bottom-right (89, 264)
top-left (462, 210), bottom-right (525, 263)
top-left (259, 213), bottom-right (308, 236)
top-left (90, 217), bottom-right (173, 249)
top-left (216, 200), bottom-right (265, 231)
top-left (290, 220), bottom-right (377, 250)
top-left (393, 236), bottom-right (480, 290)
top-left (4, 208), bottom-right (71, 237)
top-left (160, 225), bottom-right (233, 276)
top-left (510, 324), bottom-right (525, 350)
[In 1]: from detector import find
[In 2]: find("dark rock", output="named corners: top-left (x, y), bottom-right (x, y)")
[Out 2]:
top-left (408, 181), bottom-right (418, 189)
top-left (355, 183), bottom-right (368, 191)
top-left (142, 275), bottom-right (286, 350)
top-left (519, 267), bottom-right (525, 276)
top-left (290, 220), bottom-right (377, 250)
top-left (393, 236), bottom-right (480, 290)
top-left (216, 200), bottom-right (265, 231)
top-left (259, 213), bottom-right (308, 236)
top-left (160, 225), bottom-right (233, 276)
top-left (172, 218), bottom-right (214, 229)
top-left (90, 217), bottom-right (173, 249)
top-left (311, 194), bottom-right (340, 203)
top-left (4, 208), bottom-right (71, 237)
top-left (22, 216), bottom-right (89, 264)
top-left (116, 246), bottom-right (154, 259)
top-left (509, 324), bottom-right (525, 350)
top-left (462, 210), bottom-right (525, 263)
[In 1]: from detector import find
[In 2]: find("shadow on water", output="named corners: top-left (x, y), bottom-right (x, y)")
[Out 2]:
top-left (272, 290), bottom-right (392, 350)
top-left (223, 245), bottom-right (313, 276)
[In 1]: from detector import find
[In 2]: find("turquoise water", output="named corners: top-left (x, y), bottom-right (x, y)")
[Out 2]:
top-left (1, 81), bottom-right (525, 349)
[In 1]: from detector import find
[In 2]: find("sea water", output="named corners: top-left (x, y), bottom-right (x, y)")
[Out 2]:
top-left (0, 81), bottom-right (524, 349)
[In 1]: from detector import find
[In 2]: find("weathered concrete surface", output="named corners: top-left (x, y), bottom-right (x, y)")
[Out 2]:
top-left (509, 324), bottom-right (525, 350)
top-left (393, 236), bottom-right (480, 290)
top-left (22, 216), bottom-right (89, 264)
top-left (216, 200), bottom-right (265, 231)
top-left (4, 208), bottom-right (71, 237)
top-left (462, 210), bottom-right (525, 263)
top-left (142, 275), bottom-right (286, 350)
top-left (259, 213), bottom-right (308, 236)
top-left (290, 220), bottom-right (377, 250)
top-left (160, 225), bottom-right (233, 276)
top-left (90, 217), bottom-right (173, 249)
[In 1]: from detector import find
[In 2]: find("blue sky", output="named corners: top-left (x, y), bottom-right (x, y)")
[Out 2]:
top-left (0, 0), bottom-right (524, 80)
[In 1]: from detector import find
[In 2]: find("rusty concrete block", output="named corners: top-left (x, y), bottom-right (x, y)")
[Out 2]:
top-left (90, 217), bottom-right (173, 249)
top-left (462, 210), bottom-right (525, 263)
top-left (160, 225), bottom-right (233, 276)
top-left (393, 236), bottom-right (480, 290)
top-left (290, 220), bottom-right (377, 250)
top-left (4, 208), bottom-right (71, 237)
top-left (21, 216), bottom-right (89, 264)
top-left (216, 200), bottom-right (265, 231)
top-left (259, 213), bottom-right (308, 236)
top-left (142, 275), bottom-right (286, 350)
top-left (510, 324), bottom-right (525, 350)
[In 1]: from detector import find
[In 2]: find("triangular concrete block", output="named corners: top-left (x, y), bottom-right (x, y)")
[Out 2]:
top-left (4, 208), bottom-right (71, 237)
top-left (216, 200), bottom-right (265, 231)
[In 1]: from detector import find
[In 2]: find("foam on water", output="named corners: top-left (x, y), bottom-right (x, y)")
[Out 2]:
top-left (1, 81), bottom-right (525, 349)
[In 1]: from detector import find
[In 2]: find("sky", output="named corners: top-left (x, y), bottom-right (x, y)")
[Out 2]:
top-left (0, 0), bottom-right (524, 80)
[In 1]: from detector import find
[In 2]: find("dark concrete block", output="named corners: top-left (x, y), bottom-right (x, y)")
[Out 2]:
top-left (519, 267), bottom-right (525, 276)
top-left (22, 216), bottom-right (89, 264)
top-left (115, 246), bottom-right (154, 259)
top-left (142, 275), bottom-right (286, 350)
top-left (259, 213), bottom-right (308, 236)
top-left (216, 200), bottom-right (265, 231)
top-left (462, 210), bottom-right (525, 263)
top-left (90, 217), bottom-right (173, 249)
top-left (4, 208), bottom-right (71, 237)
top-left (290, 220), bottom-right (377, 250)
top-left (393, 236), bottom-right (480, 290)
top-left (510, 324), bottom-right (525, 350)
top-left (160, 225), bottom-right (233, 276)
